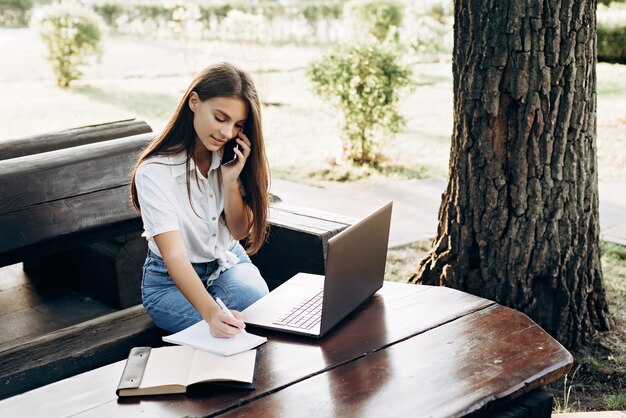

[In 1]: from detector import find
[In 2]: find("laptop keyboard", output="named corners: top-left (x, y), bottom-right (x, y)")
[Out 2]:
top-left (273, 289), bottom-right (324, 330)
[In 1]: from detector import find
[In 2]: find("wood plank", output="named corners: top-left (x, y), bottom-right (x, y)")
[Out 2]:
top-left (0, 119), bottom-right (152, 160)
top-left (0, 283), bottom-right (494, 417)
top-left (0, 186), bottom-right (141, 265)
top-left (0, 305), bottom-right (161, 400)
top-left (252, 204), bottom-right (355, 289)
top-left (0, 307), bottom-right (65, 346)
top-left (0, 285), bottom-right (43, 317)
top-left (269, 203), bottom-right (358, 233)
top-left (0, 132), bottom-right (154, 215)
top-left (222, 305), bottom-right (572, 418)
top-left (0, 264), bottom-right (29, 291)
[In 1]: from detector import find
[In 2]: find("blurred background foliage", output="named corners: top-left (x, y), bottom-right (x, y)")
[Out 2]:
top-left (0, 0), bottom-right (624, 180)
top-left (2, 0), bottom-right (621, 63)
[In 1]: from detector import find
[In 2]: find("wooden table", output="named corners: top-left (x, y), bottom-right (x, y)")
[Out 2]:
top-left (0, 282), bottom-right (572, 417)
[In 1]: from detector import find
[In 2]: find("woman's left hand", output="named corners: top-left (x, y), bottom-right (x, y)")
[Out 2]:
top-left (220, 131), bottom-right (251, 184)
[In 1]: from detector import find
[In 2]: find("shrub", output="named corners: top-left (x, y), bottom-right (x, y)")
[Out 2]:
top-left (597, 3), bottom-right (626, 63)
top-left (308, 43), bottom-right (413, 164)
top-left (598, 25), bottom-right (626, 63)
top-left (34, 2), bottom-right (104, 87)
top-left (92, 2), bottom-right (123, 29)
top-left (403, 3), bottom-right (453, 56)
top-left (347, 0), bottom-right (404, 43)
top-left (0, 0), bottom-right (33, 27)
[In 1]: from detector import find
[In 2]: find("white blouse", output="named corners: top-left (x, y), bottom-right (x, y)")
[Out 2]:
top-left (135, 150), bottom-right (239, 283)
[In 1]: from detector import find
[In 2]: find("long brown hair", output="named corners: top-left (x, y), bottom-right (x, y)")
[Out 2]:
top-left (130, 62), bottom-right (270, 254)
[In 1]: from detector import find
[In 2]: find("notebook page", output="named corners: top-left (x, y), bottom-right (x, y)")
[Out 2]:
top-left (163, 320), bottom-right (267, 356)
top-left (140, 346), bottom-right (194, 388)
top-left (187, 349), bottom-right (256, 385)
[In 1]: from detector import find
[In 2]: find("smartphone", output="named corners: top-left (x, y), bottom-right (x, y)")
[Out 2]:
top-left (221, 139), bottom-right (239, 165)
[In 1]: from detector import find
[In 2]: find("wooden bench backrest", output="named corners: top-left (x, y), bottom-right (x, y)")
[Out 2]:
top-left (0, 132), bottom-right (155, 266)
top-left (0, 119), bottom-right (152, 161)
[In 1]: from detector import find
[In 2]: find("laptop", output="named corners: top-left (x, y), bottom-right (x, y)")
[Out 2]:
top-left (242, 201), bottom-right (392, 338)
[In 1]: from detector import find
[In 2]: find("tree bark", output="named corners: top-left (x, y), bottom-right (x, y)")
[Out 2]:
top-left (410, 0), bottom-right (610, 350)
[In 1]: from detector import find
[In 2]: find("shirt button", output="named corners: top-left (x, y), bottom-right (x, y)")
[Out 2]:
top-left (209, 194), bottom-right (214, 198)
top-left (212, 217), bottom-right (216, 221)
top-left (212, 234), bottom-right (216, 237)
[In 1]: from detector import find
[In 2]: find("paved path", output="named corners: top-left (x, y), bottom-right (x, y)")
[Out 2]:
top-left (271, 178), bottom-right (626, 248)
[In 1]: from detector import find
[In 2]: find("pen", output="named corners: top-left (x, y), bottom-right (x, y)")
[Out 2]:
top-left (215, 297), bottom-right (246, 334)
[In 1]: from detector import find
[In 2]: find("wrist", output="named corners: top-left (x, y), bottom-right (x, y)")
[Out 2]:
top-left (202, 303), bottom-right (221, 322)
top-left (223, 180), bottom-right (240, 193)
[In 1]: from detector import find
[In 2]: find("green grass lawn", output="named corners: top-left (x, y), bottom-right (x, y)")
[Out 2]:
top-left (1, 32), bottom-right (623, 184)
top-left (546, 241), bottom-right (626, 412)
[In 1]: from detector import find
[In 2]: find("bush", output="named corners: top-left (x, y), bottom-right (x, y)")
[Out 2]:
top-left (597, 4), bottom-right (626, 63)
top-left (33, 2), bottom-right (104, 87)
top-left (598, 25), bottom-right (626, 63)
top-left (403, 3), bottom-right (453, 56)
top-left (0, 0), bottom-right (33, 27)
top-left (347, 0), bottom-right (404, 43)
top-left (92, 2), bottom-right (123, 29)
top-left (308, 44), bottom-right (414, 164)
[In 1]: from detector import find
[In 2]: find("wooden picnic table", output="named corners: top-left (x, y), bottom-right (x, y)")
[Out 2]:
top-left (0, 281), bottom-right (572, 417)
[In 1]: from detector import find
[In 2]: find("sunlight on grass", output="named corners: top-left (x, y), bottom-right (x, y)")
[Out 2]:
top-left (601, 241), bottom-right (626, 324)
top-left (604, 393), bottom-right (626, 410)
top-left (261, 63), bottom-right (452, 184)
top-left (548, 241), bottom-right (626, 412)
top-left (597, 62), bottom-right (626, 96)
top-left (384, 240), bottom-right (432, 282)
top-left (597, 63), bottom-right (626, 180)
top-left (0, 46), bottom-right (626, 184)
top-left (553, 365), bottom-right (582, 413)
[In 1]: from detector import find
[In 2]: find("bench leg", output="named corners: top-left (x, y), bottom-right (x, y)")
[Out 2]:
top-left (469, 388), bottom-right (553, 418)
top-left (24, 233), bottom-right (146, 308)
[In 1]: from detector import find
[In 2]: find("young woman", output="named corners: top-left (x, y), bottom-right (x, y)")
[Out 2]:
top-left (130, 62), bottom-right (270, 337)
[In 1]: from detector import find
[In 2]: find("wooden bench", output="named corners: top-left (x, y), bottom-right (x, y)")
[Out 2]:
top-left (0, 282), bottom-right (573, 417)
top-left (0, 127), bottom-right (353, 399)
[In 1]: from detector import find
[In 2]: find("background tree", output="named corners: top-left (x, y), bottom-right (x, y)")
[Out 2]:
top-left (409, 0), bottom-right (611, 350)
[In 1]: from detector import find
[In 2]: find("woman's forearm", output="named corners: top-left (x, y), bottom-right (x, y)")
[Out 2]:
top-left (154, 231), bottom-right (245, 337)
top-left (166, 253), bottom-right (220, 320)
top-left (223, 181), bottom-right (252, 240)
top-left (154, 232), bottom-right (219, 320)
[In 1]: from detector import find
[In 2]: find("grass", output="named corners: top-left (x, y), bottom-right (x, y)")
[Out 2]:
top-left (545, 241), bottom-right (626, 412)
top-left (553, 365), bottom-right (583, 413)
top-left (384, 240), bottom-right (433, 282)
top-left (2, 63), bottom-right (622, 182)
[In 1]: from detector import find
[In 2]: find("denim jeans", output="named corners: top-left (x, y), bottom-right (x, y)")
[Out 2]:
top-left (141, 241), bottom-right (269, 333)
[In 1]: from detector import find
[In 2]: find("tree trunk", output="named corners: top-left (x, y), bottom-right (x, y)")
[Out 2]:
top-left (410, 0), bottom-right (610, 350)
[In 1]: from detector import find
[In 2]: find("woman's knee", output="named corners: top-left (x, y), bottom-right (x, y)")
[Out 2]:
top-left (212, 263), bottom-right (269, 311)
top-left (146, 304), bottom-right (202, 333)
top-left (142, 287), bottom-right (203, 333)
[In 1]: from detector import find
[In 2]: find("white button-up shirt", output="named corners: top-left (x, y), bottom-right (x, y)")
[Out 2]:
top-left (135, 150), bottom-right (239, 283)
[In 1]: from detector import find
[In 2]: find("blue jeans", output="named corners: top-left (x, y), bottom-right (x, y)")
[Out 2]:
top-left (141, 241), bottom-right (269, 333)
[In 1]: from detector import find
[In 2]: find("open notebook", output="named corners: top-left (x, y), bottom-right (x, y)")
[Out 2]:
top-left (116, 346), bottom-right (258, 397)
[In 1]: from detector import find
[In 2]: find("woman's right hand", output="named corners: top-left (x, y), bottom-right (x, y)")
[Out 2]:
top-left (206, 306), bottom-right (246, 338)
